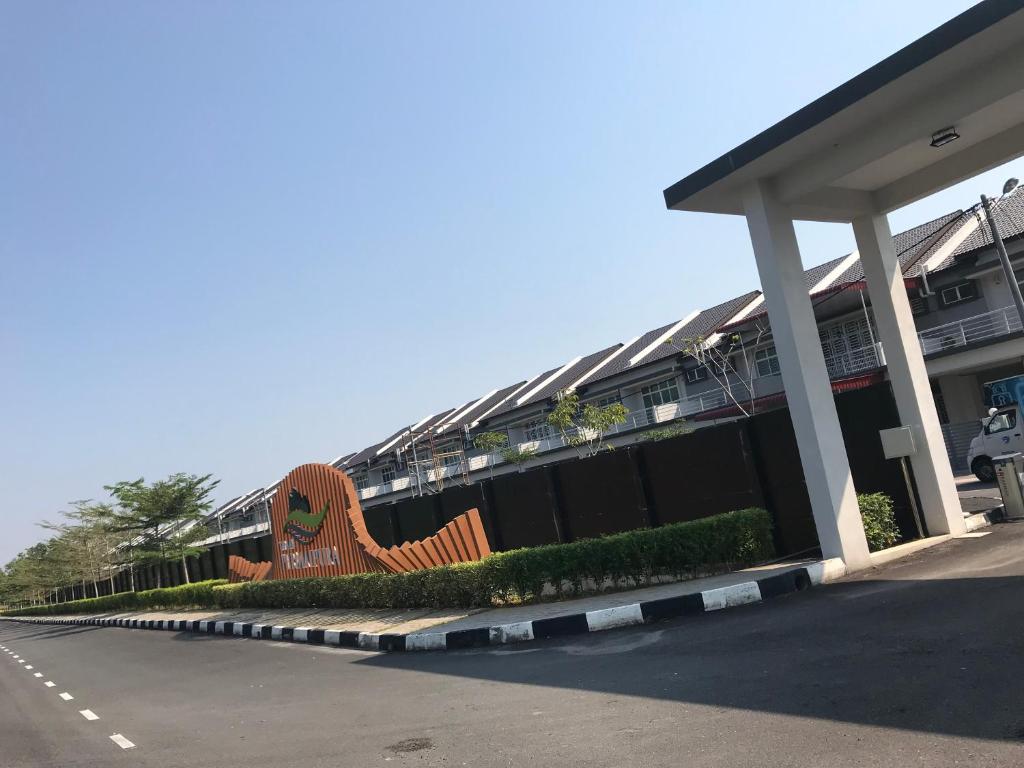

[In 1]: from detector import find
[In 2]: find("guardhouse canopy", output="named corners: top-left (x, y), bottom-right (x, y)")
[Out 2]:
top-left (663, 0), bottom-right (1024, 222)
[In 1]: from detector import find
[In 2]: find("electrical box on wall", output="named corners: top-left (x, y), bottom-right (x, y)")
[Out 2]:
top-left (879, 426), bottom-right (916, 459)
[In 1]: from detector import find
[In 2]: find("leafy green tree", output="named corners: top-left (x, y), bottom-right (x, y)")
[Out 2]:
top-left (2, 542), bottom-right (67, 606)
top-left (474, 430), bottom-right (538, 470)
top-left (473, 431), bottom-right (507, 477)
top-left (39, 501), bottom-right (123, 599)
top-left (499, 445), bottom-right (538, 467)
top-left (105, 473), bottom-right (219, 589)
top-left (473, 431), bottom-right (509, 454)
top-left (547, 390), bottom-right (629, 457)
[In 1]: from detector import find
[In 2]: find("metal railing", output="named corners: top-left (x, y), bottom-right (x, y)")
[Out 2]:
top-left (198, 521), bottom-right (270, 547)
top-left (918, 305), bottom-right (1023, 355)
top-left (677, 386), bottom-right (732, 416)
top-left (823, 343), bottom-right (882, 378)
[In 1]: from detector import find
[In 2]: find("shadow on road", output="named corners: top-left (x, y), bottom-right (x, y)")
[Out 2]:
top-left (352, 566), bottom-right (1024, 744)
top-left (0, 624), bottom-right (102, 642)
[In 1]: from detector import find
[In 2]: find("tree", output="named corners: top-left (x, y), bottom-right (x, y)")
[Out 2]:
top-left (104, 473), bottom-right (220, 590)
top-left (473, 431), bottom-right (539, 471)
top-left (474, 431), bottom-right (507, 478)
top-left (2, 542), bottom-right (66, 606)
top-left (499, 445), bottom-right (539, 467)
top-left (39, 501), bottom-right (121, 599)
top-left (664, 324), bottom-right (768, 418)
top-left (547, 390), bottom-right (629, 458)
top-left (473, 431), bottom-right (509, 454)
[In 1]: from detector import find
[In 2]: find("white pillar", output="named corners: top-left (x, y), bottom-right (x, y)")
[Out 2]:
top-left (743, 180), bottom-right (871, 568)
top-left (853, 213), bottom-right (965, 536)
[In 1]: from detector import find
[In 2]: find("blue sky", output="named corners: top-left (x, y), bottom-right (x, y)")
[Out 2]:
top-left (1, 0), bottom-right (1016, 563)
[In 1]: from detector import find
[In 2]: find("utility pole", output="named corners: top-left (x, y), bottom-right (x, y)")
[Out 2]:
top-left (981, 177), bottom-right (1023, 324)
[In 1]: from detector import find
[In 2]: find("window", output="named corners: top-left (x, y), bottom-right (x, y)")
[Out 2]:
top-left (522, 418), bottom-right (552, 441)
top-left (354, 474), bottom-right (368, 491)
top-left (985, 409), bottom-right (1017, 435)
top-left (641, 378), bottom-right (680, 409)
top-left (940, 281), bottom-right (977, 306)
top-left (684, 366), bottom-right (707, 384)
top-left (754, 345), bottom-right (781, 378)
top-left (381, 465), bottom-right (396, 483)
top-left (594, 394), bottom-right (621, 408)
top-left (442, 453), bottom-right (461, 468)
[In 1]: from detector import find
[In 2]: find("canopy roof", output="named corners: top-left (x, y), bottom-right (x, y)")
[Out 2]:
top-left (663, 0), bottom-right (1024, 222)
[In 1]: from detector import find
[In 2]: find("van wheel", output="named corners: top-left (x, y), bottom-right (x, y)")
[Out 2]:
top-left (972, 457), bottom-right (995, 483)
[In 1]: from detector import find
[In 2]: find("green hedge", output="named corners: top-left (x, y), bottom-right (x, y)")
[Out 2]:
top-left (858, 492), bottom-right (901, 552)
top-left (214, 508), bottom-right (774, 610)
top-left (3, 509), bottom-right (772, 615)
top-left (0, 580), bottom-right (228, 617)
top-left (3, 497), bottom-right (909, 616)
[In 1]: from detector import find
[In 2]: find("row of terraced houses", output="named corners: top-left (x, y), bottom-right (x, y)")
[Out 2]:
top-left (202, 184), bottom-right (1024, 548)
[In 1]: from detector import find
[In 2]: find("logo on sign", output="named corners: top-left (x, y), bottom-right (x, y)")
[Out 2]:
top-left (283, 489), bottom-right (329, 543)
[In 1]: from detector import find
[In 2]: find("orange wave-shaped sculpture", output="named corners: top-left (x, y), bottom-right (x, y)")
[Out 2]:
top-left (227, 554), bottom-right (273, 582)
top-left (268, 463), bottom-right (491, 580)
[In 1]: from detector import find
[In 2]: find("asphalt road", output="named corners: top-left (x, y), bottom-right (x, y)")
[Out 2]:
top-left (3, 523), bottom-right (1024, 767)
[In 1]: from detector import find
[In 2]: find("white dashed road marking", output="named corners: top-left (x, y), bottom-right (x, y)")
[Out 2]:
top-left (109, 734), bottom-right (136, 750)
top-left (3, 638), bottom-right (136, 751)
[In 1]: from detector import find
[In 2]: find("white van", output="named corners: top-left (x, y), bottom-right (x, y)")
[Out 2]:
top-left (967, 404), bottom-right (1024, 481)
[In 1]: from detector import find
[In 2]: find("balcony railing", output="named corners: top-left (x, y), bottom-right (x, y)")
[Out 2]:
top-left (823, 342), bottom-right (882, 378)
top-left (918, 305), bottom-right (1023, 355)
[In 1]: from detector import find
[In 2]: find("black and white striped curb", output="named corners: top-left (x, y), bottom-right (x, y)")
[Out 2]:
top-left (2, 561), bottom-right (841, 653)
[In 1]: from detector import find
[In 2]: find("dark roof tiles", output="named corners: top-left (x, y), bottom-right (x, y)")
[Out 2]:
top-left (583, 320), bottom-right (679, 382)
top-left (633, 290), bottom-right (761, 367)
top-left (516, 344), bottom-right (623, 407)
top-left (803, 254), bottom-right (849, 289)
top-left (833, 209), bottom-right (963, 285)
top-left (485, 366), bottom-right (562, 418)
top-left (948, 187), bottom-right (1024, 262)
top-left (434, 381), bottom-right (528, 434)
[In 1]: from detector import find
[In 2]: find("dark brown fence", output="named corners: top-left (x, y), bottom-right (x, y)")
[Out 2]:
top-left (55, 382), bottom-right (915, 602)
top-left (373, 381), bottom-right (916, 559)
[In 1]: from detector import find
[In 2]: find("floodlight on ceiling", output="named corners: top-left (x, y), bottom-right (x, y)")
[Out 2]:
top-left (929, 126), bottom-right (960, 148)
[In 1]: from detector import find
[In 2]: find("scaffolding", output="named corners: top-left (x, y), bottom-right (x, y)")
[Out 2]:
top-left (402, 424), bottom-right (470, 496)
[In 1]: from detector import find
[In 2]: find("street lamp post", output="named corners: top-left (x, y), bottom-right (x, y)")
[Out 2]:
top-left (981, 177), bottom-right (1024, 325)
